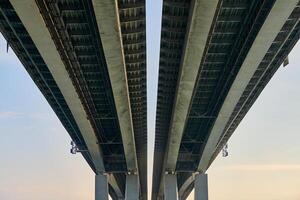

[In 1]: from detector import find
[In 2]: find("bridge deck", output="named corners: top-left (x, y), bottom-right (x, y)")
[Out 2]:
top-left (0, 0), bottom-right (147, 199)
top-left (152, 0), bottom-right (300, 199)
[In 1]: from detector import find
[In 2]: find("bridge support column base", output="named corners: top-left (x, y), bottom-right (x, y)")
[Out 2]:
top-left (164, 174), bottom-right (178, 200)
top-left (195, 173), bottom-right (208, 200)
top-left (95, 174), bottom-right (109, 200)
top-left (125, 174), bottom-right (139, 200)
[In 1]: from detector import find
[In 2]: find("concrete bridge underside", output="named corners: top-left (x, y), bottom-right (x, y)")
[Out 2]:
top-left (0, 0), bottom-right (299, 199)
top-left (152, 0), bottom-right (300, 199)
top-left (0, 0), bottom-right (147, 199)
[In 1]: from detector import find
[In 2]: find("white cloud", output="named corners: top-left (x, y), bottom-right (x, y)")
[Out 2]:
top-left (221, 164), bottom-right (300, 171)
top-left (0, 111), bottom-right (22, 119)
top-left (0, 111), bottom-right (50, 120)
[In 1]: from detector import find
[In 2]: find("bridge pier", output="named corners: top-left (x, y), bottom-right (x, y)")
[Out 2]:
top-left (125, 174), bottom-right (139, 200)
top-left (95, 174), bottom-right (109, 200)
top-left (194, 174), bottom-right (208, 200)
top-left (164, 174), bottom-right (178, 200)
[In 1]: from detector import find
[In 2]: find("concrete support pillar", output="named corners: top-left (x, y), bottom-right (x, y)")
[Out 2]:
top-left (194, 174), bottom-right (208, 200)
top-left (125, 174), bottom-right (139, 200)
top-left (95, 174), bottom-right (109, 200)
top-left (164, 174), bottom-right (178, 200)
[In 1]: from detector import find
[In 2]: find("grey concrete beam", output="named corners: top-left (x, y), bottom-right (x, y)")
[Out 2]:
top-left (9, 0), bottom-right (124, 198)
top-left (164, 0), bottom-right (219, 171)
top-left (125, 174), bottom-right (139, 200)
top-left (96, 174), bottom-right (109, 200)
top-left (197, 0), bottom-right (299, 172)
top-left (9, 0), bottom-right (105, 172)
top-left (91, 0), bottom-right (138, 173)
top-left (164, 174), bottom-right (179, 200)
top-left (194, 174), bottom-right (208, 200)
top-left (158, 0), bottom-right (219, 197)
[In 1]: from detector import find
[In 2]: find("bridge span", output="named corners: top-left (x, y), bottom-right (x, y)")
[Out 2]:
top-left (152, 0), bottom-right (300, 199)
top-left (0, 0), bottom-right (147, 199)
top-left (1, 0), bottom-right (300, 199)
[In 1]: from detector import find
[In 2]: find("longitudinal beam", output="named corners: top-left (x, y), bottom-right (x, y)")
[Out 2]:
top-left (9, 0), bottom-right (105, 172)
top-left (155, 0), bottom-right (219, 198)
top-left (91, 0), bottom-right (138, 174)
top-left (164, 0), bottom-right (219, 172)
top-left (197, 0), bottom-right (299, 173)
top-left (177, 1), bottom-right (299, 198)
top-left (9, 0), bottom-right (123, 198)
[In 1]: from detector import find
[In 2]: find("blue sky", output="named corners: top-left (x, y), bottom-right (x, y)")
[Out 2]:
top-left (0, 35), bottom-right (95, 199)
top-left (1, 1), bottom-right (300, 199)
top-left (146, 1), bottom-right (162, 198)
top-left (202, 38), bottom-right (300, 199)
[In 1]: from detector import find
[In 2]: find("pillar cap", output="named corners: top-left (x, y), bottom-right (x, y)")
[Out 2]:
top-left (127, 170), bottom-right (138, 175)
top-left (165, 171), bottom-right (176, 175)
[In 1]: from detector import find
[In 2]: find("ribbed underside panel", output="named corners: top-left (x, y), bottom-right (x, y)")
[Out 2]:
top-left (179, 1), bottom-right (300, 199)
top-left (0, 0), bottom-right (95, 170)
top-left (1, 0), bottom-right (147, 198)
top-left (152, 0), bottom-right (192, 199)
top-left (210, 1), bottom-right (300, 167)
top-left (177, 0), bottom-right (275, 172)
top-left (153, 0), bottom-right (300, 199)
top-left (36, 0), bottom-right (127, 174)
top-left (34, 0), bottom-right (132, 195)
top-left (118, 1), bottom-right (148, 199)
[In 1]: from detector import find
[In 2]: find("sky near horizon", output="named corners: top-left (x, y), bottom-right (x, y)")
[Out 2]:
top-left (1, 1), bottom-right (300, 200)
